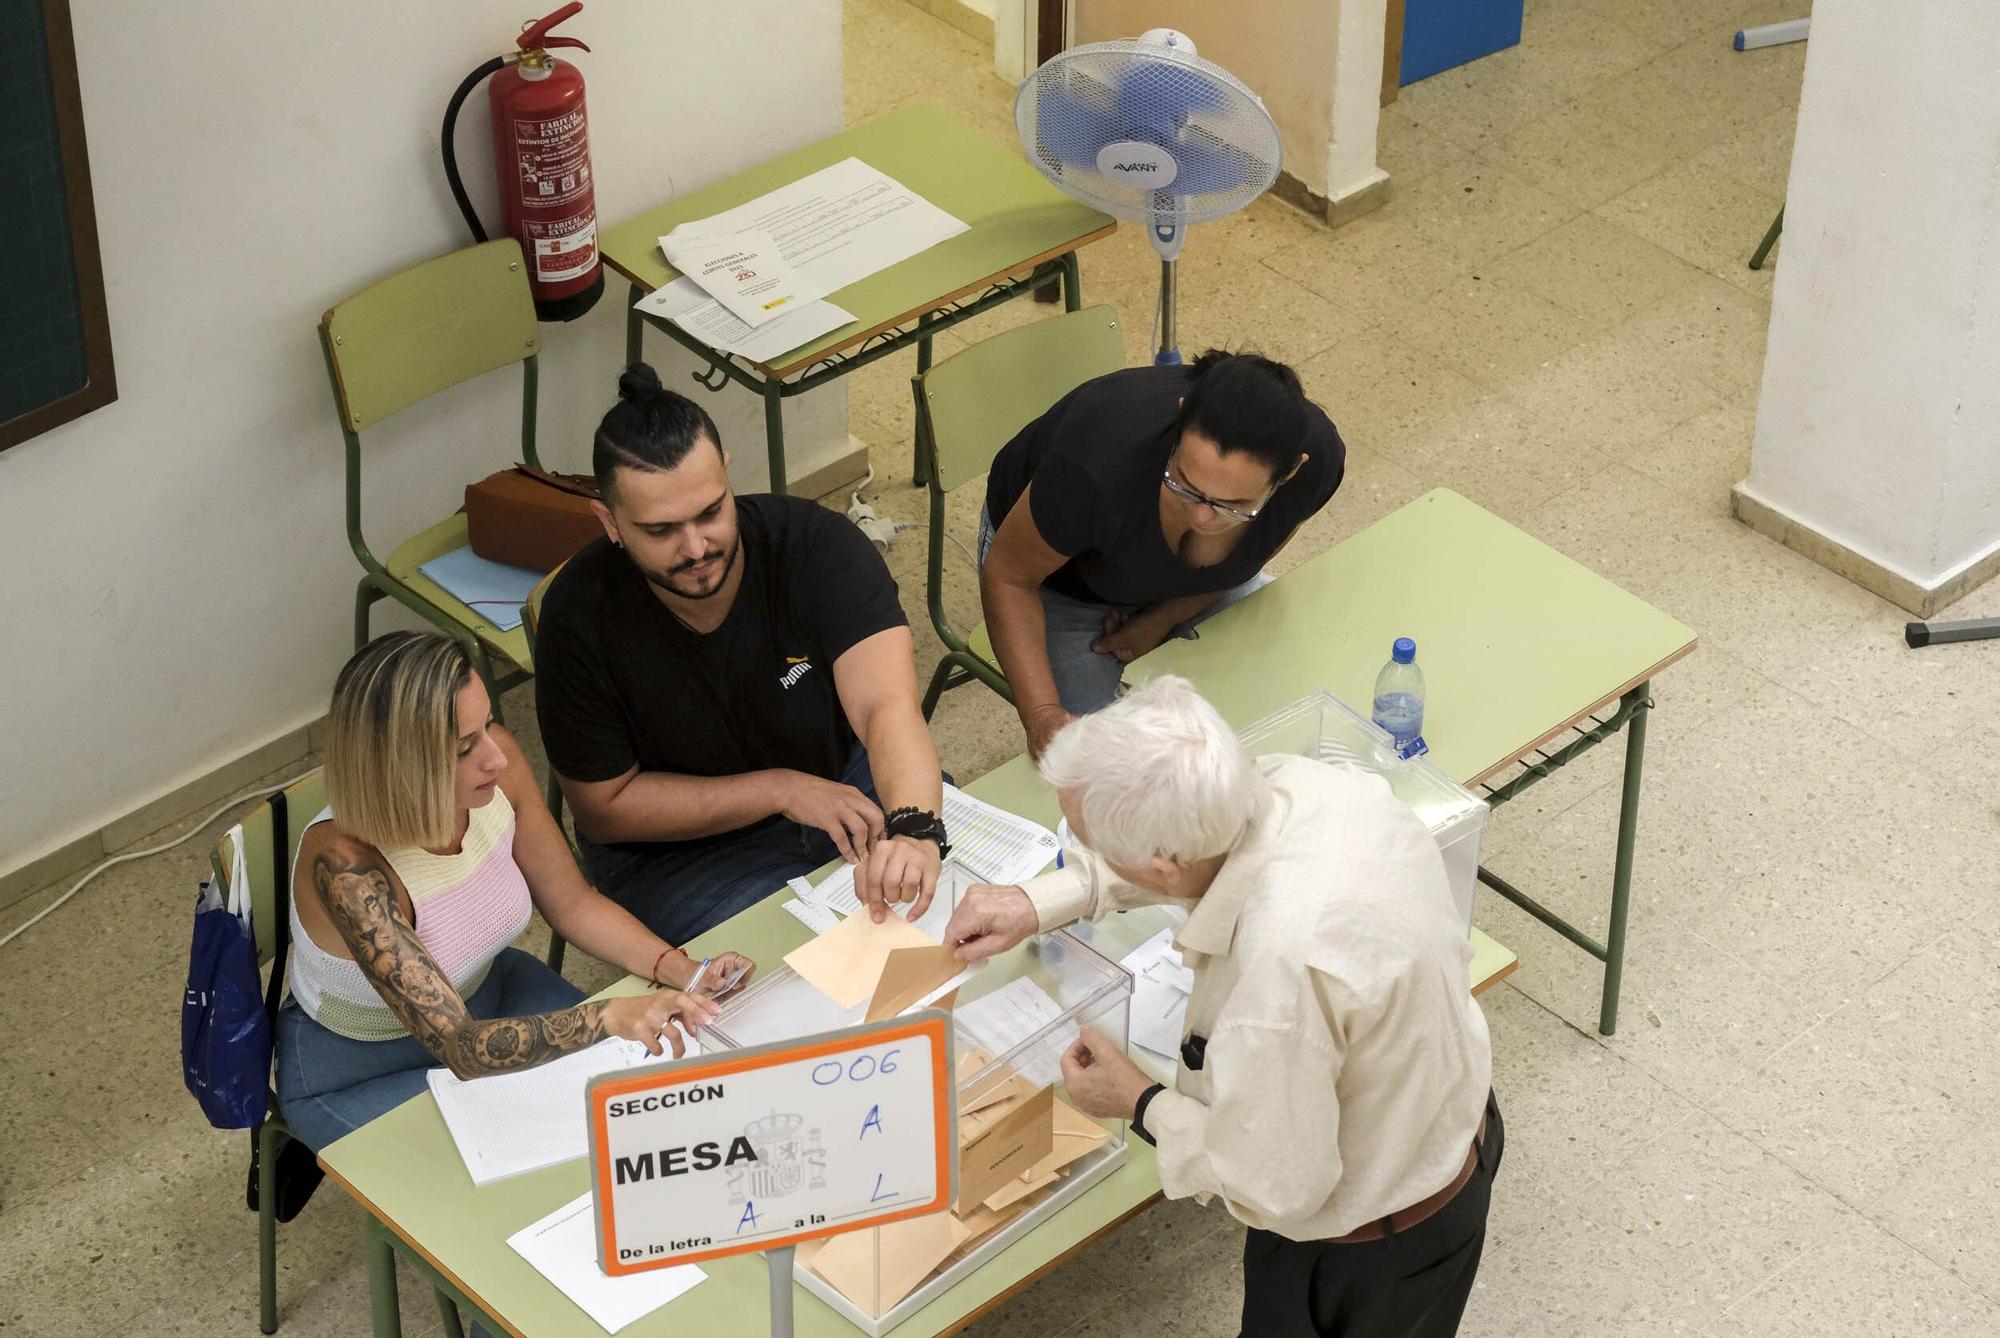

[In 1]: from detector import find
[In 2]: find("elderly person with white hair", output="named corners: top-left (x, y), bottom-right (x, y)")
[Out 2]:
top-left (942, 676), bottom-right (1500, 1338)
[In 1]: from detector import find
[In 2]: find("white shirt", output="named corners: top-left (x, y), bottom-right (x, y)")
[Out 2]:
top-left (1022, 754), bottom-right (1493, 1241)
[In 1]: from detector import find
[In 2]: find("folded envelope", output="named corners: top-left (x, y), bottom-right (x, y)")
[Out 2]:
top-left (784, 908), bottom-right (937, 1009)
top-left (982, 1099), bottom-right (1113, 1212)
top-left (865, 943), bottom-right (974, 1023)
top-left (950, 1197), bottom-right (1031, 1254)
top-left (957, 1084), bottom-right (1054, 1210)
top-left (807, 1210), bottom-right (971, 1317)
top-left (956, 1047), bottom-right (1038, 1118)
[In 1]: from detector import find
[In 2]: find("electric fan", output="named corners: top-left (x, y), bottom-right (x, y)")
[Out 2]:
top-left (1016, 29), bottom-right (1285, 365)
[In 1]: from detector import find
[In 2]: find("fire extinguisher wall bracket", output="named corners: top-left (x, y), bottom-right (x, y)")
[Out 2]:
top-left (439, 4), bottom-right (605, 323)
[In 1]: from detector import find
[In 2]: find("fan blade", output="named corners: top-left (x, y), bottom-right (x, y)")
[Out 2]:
top-left (1030, 72), bottom-right (1131, 169)
top-left (1162, 125), bottom-right (1274, 196)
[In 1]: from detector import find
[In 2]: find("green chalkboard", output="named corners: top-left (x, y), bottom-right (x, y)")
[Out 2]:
top-left (0, 0), bottom-right (113, 452)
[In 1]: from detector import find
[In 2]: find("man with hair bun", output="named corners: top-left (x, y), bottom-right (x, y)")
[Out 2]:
top-left (533, 364), bottom-right (950, 943)
top-left (945, 675), bottom-right (1500, 1337)
top-left (979, 350), bottom-right (1345, 756)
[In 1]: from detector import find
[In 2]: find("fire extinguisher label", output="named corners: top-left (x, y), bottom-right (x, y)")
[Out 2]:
top-left (514, 106), bottom-right (591, 209)
top-left (527, 214), bottom-right (599, 283)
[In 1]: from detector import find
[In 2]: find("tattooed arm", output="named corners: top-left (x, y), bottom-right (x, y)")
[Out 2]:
top-left (310, 838), bottom-right (717, 1079)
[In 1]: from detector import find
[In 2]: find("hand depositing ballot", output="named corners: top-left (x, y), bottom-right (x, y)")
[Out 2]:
top-left (943, 882), bottom-right (1040, 963)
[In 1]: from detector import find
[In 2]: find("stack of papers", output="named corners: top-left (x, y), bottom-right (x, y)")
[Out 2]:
top-left (637, 157), bottom-right (970, 361)
top-left (1120, 929), bottom-right (1195, 1061)
top-left (428, 1036), bottom-right (670, 1186)
top-left (508, 1192), bottom-right (706, 1334)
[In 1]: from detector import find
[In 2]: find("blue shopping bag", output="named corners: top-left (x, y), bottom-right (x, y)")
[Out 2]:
top-left (181, 825), bottom-right (272, 1129)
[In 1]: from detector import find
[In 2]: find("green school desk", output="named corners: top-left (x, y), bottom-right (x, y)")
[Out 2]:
top-left (597, 104), bottom-right (1116, 495)
top-left (318, 489), bottom-right (1679, 1336)
top-left (1126, 488), bottom-right (1698, 1038)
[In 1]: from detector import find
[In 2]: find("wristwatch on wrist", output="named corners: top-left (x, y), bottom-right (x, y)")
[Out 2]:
top-left (1132, 1082), bottom-right (1167, 1146)
top-left (883, 806), bottom-right (950, 857)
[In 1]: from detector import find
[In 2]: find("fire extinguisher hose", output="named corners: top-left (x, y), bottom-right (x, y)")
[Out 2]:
top-left (441, 56), bottom-right (508, 244)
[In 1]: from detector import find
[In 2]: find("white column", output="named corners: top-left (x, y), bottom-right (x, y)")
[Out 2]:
top-left (1735, 0), bottom-right (2000, 615)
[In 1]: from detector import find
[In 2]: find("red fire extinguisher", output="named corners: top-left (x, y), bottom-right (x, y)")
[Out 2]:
top-left (441, 3), bottom-right (604, 321)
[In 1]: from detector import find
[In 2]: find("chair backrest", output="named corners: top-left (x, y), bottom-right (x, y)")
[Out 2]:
top-left (522, 561), bottom-right (566, 652)
top-left (320, 239), bottom-right (540, 434)
top-left (212, 770), bottom-right (329, 973)
top-left (915, 305), bottom-right (1125, 495)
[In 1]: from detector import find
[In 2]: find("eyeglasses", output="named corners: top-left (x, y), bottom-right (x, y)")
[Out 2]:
top-left (1161, 460), bottom-right (1271, 525)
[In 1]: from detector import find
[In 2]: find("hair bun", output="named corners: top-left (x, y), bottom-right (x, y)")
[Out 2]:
top-left (617, 362), bottom-right (665, 402)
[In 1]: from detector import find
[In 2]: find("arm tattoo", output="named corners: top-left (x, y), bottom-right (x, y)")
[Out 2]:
top-left (313, 845), bottom-right (610, 1079)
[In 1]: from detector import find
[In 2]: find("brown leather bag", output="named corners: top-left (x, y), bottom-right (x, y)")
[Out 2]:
top-left (463, 465), bottom-right (603, 572)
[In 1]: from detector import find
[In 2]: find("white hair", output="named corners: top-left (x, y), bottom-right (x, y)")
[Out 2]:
top-left (1039, 675), bottom-right (1268, 868)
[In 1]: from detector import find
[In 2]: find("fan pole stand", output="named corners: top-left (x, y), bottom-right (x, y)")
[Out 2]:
top-left (1157, 258), bottom-right (1181, 365)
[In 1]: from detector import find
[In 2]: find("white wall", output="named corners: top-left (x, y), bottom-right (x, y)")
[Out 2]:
top-left (1743, 0), bottom-right (2000, 590)
top-left (0, 1), bottom-right (845, 877)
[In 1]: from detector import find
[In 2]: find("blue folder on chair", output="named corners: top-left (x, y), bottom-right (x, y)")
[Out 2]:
top-left (417, 545), bottom-right (540, 632)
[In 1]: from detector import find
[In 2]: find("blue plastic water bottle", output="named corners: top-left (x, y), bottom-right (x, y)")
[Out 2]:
top-left (1372, 637), bottom-right (1428, 759)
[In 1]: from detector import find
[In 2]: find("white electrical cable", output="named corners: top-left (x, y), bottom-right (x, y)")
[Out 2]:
top-left (0, 766), bottom-right (321, 951)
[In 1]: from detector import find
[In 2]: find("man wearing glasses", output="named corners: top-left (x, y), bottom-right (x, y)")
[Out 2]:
top-left (979, 350), bottom-right (1345, 755)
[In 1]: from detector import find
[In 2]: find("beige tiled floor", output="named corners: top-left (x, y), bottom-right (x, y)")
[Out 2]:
top-left (9, 1), bottom-right (2000, 1334)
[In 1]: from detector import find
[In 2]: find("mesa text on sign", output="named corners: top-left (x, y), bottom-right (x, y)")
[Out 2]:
top-left (587, 1013), bottom-right (957, 1275)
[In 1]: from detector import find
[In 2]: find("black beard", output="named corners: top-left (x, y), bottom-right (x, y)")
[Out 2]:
top-left (638, 535), bottom-right (741, 600)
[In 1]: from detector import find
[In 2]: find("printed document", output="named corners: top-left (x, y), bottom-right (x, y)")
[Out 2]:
top-left (636, 157), bottom-right (970, 359)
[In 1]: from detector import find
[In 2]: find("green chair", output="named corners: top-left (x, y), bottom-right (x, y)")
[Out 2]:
top-left (214, 771), bottom-right (324, 1334)
top-left (223, 773), bottom-right (467, 1337)
top-left (910, 304), bottom-right (1126, 718)
top-left (522, 563), bottom-right (573, 976)
top-left (319, 239), bottom-right (546, 716)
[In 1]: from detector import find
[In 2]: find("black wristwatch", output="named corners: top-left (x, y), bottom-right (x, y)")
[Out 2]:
top-left (1132, 1083), bottom-right (1167, 1146)
top-left (883, 806), bottom-right (950, 857)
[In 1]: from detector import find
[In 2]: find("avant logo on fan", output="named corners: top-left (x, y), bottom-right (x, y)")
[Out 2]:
top-left (1095, 139), bottom-right (1180, 188)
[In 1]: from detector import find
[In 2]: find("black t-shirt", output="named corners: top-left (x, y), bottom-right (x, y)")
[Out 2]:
top-left (534, 494), bottom-right (908, 801)
top-left (982, 364), bottom-right (1345, 604)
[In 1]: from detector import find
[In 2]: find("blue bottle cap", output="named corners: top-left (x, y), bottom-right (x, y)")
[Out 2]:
top-left (1392, 637), bottom-right (1416, 664)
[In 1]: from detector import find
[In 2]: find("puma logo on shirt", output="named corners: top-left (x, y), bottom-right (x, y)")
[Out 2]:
top-left (779, 657), bottom-right (814, 689)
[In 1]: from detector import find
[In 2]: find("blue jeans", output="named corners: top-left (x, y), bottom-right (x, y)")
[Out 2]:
top-left (274, 947), bottom-right (585, 1153)
top-left (579, 744), bottom-right (895, 946)
top-left (977, 507), bottom-right (1274, 715)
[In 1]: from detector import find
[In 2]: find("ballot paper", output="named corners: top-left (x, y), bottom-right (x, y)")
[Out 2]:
top-left (956, 977), bottom-right (1074, 1090)
top-left (658, 227), bottom-right (823, 327)
top-left (1120, 929), bottom-right (1194, 1061)
top-left (428, 1037), bottom-right (663, 1186)
top-left (507, 1192), bottom-right (706, 1333)
top-left (636, 158), bottom-right (969, 361)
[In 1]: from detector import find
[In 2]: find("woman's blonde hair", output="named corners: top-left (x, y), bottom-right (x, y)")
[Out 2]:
top-left (325, 632), bottom-right (474, 851)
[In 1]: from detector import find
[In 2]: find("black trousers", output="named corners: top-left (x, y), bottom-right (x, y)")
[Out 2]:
top-left (1239, 1091), bottom-right (1504, 1338)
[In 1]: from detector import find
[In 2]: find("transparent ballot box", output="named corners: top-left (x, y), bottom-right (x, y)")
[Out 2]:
top-left (1236, 690), bottom-right (1490, 930)
top-left (702, 866), bottom-right (1132, 1335)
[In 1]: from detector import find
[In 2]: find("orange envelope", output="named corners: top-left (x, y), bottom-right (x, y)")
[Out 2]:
top-left (865, 944), bottom-right (968, 1022)
top-left (982, 1098), bottom-right (1112, 1211)
top-left (950, 1197), bottom-right (1031, 1253)
top-left (783, 909), bottom-right (936, 1009)
top-left (956, 1047), bottom-right (1038, 1117)
top-left (808, 1210), bottom-right (971, 1317)
top-left (957, 1083), bottom-right (1054, 1210)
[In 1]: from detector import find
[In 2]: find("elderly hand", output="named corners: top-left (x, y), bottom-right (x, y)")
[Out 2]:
top-left (943, 882), bottom-right (1039, 963)
top-left (1060, 1026), bottom-right (1154, 1120)
top-left (857, 834), bottom-right (941, 923)
top-left (1091, 608), bottom-right (1174, 665)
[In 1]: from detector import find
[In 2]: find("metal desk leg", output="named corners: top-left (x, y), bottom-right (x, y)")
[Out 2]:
top-left (911, 314), bottom-right (937, 487)
top-left (763, 378), bottom-right (788, 496)
top-left (365, 1217), bottom-right (403, 1338)
top-left (626, 283), bottom-right (646, 368)
top-left (1598, 683), bottom-right (1652, 1036)
top-left (1060, 251), bottom-right (1082, 312)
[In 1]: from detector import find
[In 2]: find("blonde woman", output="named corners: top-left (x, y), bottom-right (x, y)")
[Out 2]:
top-left (275, 632), bottom-right (754, 1152)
